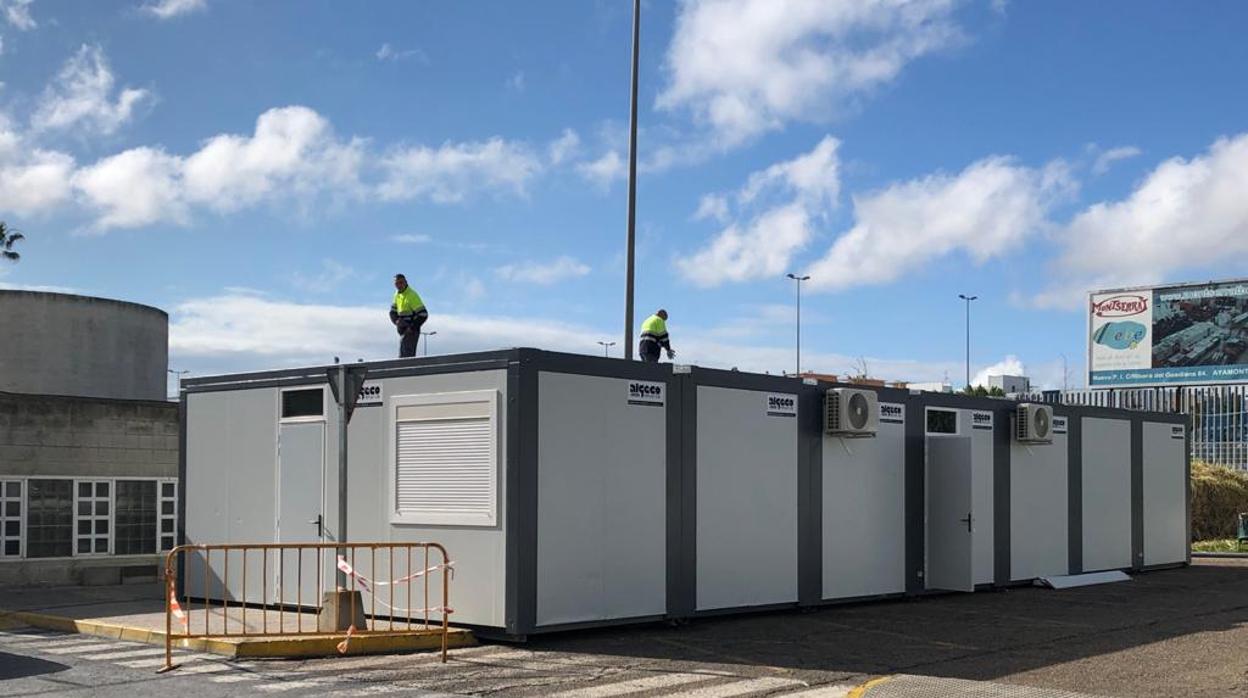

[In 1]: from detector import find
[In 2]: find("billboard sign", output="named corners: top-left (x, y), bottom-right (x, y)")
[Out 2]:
top-left (1089, 279), bottom-right (1248, 387)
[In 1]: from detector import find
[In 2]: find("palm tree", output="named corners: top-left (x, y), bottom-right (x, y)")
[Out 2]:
top-left (0, 222), bottom-right (23, 262)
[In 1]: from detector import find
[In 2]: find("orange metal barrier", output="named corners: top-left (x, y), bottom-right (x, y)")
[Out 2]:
top-left (162, 542), bottom-right (453, 672)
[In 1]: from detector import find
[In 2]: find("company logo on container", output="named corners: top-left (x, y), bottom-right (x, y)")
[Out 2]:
top-left (1092, 294), bottom-right (1149, 317)
top-left (627, 381), bottom-right (665, 406)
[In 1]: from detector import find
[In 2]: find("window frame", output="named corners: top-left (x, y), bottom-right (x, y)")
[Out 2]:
top-left (74, 479), bottom-right (113, 557)
top-left (387, 390), bottom-right (500, 528)
top-left (0, 476), bottom-right (178, 562)
top-left (925, 407), bottom-right (961, 436)
top-left (279, 386), bottom-right (328, 423)
top-left (0, 479), bottom-right (22, 558)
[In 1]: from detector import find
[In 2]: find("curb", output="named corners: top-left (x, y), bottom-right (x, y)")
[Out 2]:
top-left (0, 609), bottom-right (476, 659)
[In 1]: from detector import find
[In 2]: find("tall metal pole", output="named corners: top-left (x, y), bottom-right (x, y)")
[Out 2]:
top-left (623, 0), bottom-right (640, 360)
top-left (959, 294), bottom-right (977, 389)
top-left (788, 274), bottom-right (810, 376)
top-left (336, 364), bottom-right (348, 588)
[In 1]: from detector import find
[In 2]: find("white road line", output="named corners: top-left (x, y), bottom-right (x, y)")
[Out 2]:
top-left (776, 685), bottom-right (854, 698)
top-left (79, 647), bottom-right (170, 661)
top-left (547, 672), bottom-right (719, 698)
top-left (208, 673), bottom-right (264, 683)
top-left (4, 635), bottom-right (96, 649)
top-left (677, 677), bottom-right (808, 698)
top-left (169, 662), bottom-right (235, 675)
top-left (42, 642), bottom-right (135, 655)
top-left (254, 679), bottom-right (333, 692)
top-left (117, 655), bottom-right (211, 669)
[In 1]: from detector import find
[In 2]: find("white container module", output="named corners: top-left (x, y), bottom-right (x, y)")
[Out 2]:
top-left (821, 388), bottom-right (908, 600)
top-left (180, 349), bottom-right (1190, 638)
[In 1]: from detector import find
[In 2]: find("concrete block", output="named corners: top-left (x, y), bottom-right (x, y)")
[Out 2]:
top-left (318, 591), bottom-right (368, 632)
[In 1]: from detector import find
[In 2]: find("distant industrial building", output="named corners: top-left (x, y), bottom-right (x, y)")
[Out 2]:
top-left (0, 291), bottom-right (178, 586)
top-left (989, 374), bottom-right (1031, 394)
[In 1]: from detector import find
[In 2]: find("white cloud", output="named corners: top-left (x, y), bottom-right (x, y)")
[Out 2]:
top-left (680, 203), bottom-right (812, 286)
top-left (390, 233), bottom-right (432, 244)
top-left (1035, 133), bottom-right (1248, 309)
top-left (693, 193), bottom-right (728, 222)
top-left (2, 0), bottom-right (35, 30)
top-left (31, 45), bottom-right (152, 136)
top-left (680, 136), bottom-right (840, 286)
top-left (141, 0), bottom-right (206, 20)
top-left (547, 128), bottom-right (580, 165)
top-left (806, 155), bottom-right (1071, 292)
top-left (495, 255), bottom-right (591, 285)
top-left (169, 291), bottom-right (963, 380)
top-left (1091, 145), bottom-right (1142, 175)
top-left (291, 259), bottom-right (355, 292)
top-left (658, 0), bottom-right (966, 147)
top-left (0, 123), bottom-right (75, 216)
top-left (72, 146), bottom-right (186, 229)
top-left (971, 354), bottom-right (1025, 388)
top-left (506, 70), bottom-right (525, 92)
top-left (576, 150), bottom-right (626, 188)
top-left (182, 105), bottom-right (365, 212)
top-left (375, 43), bottom-right (428, 63)
top-left (378, 138), bottom-right (541, 203)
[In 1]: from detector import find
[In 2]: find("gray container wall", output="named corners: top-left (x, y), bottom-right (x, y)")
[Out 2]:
top-left (0, 291), bottom-right (167, 401)
top-left (181, 349), bottom-right (1190, 637)
top-left (821, 397), bottom-right (906, 600)
top-left (1081, 417), bottom-right (1133, 572)
top-left (695, 384), bottom-right (800, 611)
top-left (535, 371), bottom-right (667, 627)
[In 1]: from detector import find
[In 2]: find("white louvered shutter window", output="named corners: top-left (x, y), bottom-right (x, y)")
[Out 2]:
top-left (391, 391), bottom-right (498, 526)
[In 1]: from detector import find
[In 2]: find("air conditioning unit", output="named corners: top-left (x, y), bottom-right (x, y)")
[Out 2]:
top-left (825, 388), bottom-right (878, 436)
top-left (1015, 403), bottom-right (1054, 444)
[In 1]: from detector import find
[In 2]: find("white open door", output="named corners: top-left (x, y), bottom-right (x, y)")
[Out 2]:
top-left (927, 436), bottom-right (975, 592)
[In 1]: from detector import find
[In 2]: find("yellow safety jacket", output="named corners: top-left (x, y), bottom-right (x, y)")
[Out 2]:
top-left (391, 287), bottom-right (427, 318)
top-left (640, 314), bottom-right (670, 348)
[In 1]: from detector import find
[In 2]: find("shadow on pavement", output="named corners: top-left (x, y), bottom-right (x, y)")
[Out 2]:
top-left (0, 651), bottom-right (70, 681)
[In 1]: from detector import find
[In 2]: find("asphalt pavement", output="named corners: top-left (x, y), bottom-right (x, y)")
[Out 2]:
top-left (2, 558), bottom-right (1246, 697)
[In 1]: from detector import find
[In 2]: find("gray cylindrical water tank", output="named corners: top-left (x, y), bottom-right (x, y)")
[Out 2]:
top-left (0, 291), bottom-right (168, 400)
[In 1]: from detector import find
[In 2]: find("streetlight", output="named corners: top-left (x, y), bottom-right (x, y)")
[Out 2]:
top-left (421, 330), bottom-right (437, 357)
top-left (623, 0), bottom-right (641, 360)
top-left (958, 294), bottom-right (978, 389)
top-left (597, 340), bottom-right (616, 357)
top-left (787, 273), bottom-right (810, 376)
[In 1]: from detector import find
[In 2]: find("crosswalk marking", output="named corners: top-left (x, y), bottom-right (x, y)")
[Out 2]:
top-left (78, 647), bottom-right (170, 661)
top-left (209, 673), bottom-right (264, 683)
top-left (119, 655), bottom-right (209, 669)
top-left (547, 672), bottom-right (719, 698)
top-left (776, 685), bottom-right (854, 697)
top-left (677, 676), bottom-right (807, 697)
top-left (42, 642), bottom-right (134, 655)
top-left (254, 679), bottom-right (332, 692)
top-left (3, 635), bottom-right (99, 649)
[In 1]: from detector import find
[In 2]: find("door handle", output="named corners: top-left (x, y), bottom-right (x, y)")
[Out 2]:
top-left (308, 514), bottom-right (323, 537)
top-left (959, 513), bottom-right (972, 533)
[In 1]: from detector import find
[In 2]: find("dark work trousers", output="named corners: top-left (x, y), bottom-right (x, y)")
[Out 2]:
top-left (639, 339), bottom-right (661, 363)
top-left (397, 314), bottom-right (427, 358)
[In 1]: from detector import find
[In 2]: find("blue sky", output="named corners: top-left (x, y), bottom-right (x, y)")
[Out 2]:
top-left (2, 0), bottom-right (1247, 393)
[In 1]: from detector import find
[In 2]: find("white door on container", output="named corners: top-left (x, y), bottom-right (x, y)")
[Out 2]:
top-left (927, 436), bottom-right (975, 592)
top-left (278, 422), bottom-right (325, 609)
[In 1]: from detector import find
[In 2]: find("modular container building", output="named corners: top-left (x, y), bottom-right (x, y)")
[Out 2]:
top-left (180, 349), bottom-right (1189, 637)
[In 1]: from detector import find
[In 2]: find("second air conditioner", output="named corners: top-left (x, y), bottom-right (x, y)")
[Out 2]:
top-left (825, 388), bottom-right (879, 437)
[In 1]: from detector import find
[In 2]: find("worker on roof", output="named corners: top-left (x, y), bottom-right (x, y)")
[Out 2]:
top-left (639, 309), bottom-right (675, 363)
top-left (390, 274), bottom-right (428, 358)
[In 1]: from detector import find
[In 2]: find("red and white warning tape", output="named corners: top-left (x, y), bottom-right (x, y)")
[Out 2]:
top-left (334, 555), bottom-right (455, 616)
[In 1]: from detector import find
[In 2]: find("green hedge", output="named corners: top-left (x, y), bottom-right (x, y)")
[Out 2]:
top-left (1191, 461), bottom-right (1248, 541)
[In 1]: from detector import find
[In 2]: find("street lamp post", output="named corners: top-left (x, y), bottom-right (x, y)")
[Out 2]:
top-left (421, 330), bottom-right (437, 357)
top-left (623, 0), bottom-right (640, 360)
top-left (958, 294), bottom-right (978, 389)
top-left (597, 341), bottom-right (616, 357)
top-left (787, 274), bottom-right (810, 376)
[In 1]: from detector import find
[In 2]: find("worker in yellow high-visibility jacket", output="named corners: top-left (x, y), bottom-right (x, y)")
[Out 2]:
top-left (638, 309), bottom-right (675, 363)
top-left (389, 273), bottom-right (428, 358)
